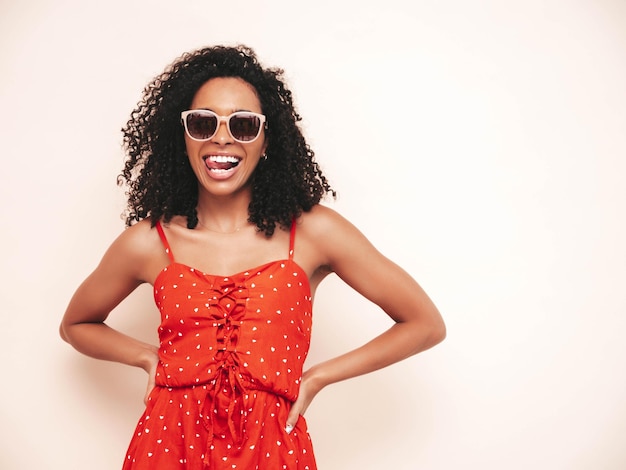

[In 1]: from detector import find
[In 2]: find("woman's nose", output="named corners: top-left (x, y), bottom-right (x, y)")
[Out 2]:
top-left (212, 120), bottom-right (233, 144)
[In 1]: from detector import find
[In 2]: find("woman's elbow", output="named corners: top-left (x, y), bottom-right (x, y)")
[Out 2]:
top-left (419, 314), bottom-right (447, 351)
top-left (59, 321), bottom-right (73, 344)
top-left (430, 318), bottom-right (446, 346)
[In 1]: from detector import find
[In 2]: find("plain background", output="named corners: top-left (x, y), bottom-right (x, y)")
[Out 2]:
top-left (1, 0), bottom-right (625, 469)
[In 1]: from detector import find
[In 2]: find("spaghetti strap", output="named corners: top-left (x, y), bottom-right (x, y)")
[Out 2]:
top-left (124, 216), bottom-right (317, 470)
top-left (288, 218), bottom-right (296, 260)
top-left (155, 221), bottom-right (175, 263)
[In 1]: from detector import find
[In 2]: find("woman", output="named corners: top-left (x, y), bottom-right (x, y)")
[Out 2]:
top-left (60, 44), bottom-right (446, 469)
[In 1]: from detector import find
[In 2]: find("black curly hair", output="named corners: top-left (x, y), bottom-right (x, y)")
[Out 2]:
top-left (118, 44), bottom-right (335, 237)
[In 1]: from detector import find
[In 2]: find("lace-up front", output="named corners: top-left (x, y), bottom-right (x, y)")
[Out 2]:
top-left (122, 221), bottom-right (317, 469)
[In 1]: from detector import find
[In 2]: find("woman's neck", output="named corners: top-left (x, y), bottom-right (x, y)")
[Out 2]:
top-left (195, 191), bottom-right (252, 234)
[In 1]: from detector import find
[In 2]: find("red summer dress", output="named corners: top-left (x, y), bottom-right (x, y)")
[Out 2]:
top-left (122, 220), bottom-right (317, 469)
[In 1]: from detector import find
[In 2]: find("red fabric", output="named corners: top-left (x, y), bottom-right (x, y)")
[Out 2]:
top-left (123, 221), bottom-right (316, 469)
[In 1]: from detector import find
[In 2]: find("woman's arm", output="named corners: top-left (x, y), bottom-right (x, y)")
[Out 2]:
top-left (286, 206), bottom-right (445, 430)
top-left (60, 220), bottom-right (163, 393)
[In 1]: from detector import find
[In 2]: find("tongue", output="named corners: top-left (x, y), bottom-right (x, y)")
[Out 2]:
top-left (206, 160), bottom-right (237, 170)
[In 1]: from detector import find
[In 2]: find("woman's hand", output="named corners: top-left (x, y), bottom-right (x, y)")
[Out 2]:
top-left (142, 347), bottom-right (160, 406)
top-left (283, 206), bottom-right (446, 433)
top-left (285, 368), bottom-right (324, 434)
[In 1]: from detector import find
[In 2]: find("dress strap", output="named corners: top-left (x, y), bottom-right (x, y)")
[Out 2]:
top-left (288, 217), bottom-right (296, 260)
top-left (155, 220), bottom-right (175, 263)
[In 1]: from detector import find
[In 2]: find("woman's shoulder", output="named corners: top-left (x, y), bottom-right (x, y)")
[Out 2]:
top-left (299, 203), bottom-right (344, 229)
top-left (297, 204), bottom-right (371, 266)
top-left (299, 204), bottom-right (362, 240)
top-left (115, 218), bottom-right (158, 242)
top-left (101, 218), bottom-right (169, 283)
top-left (106, 219), bottom-right (164, 263)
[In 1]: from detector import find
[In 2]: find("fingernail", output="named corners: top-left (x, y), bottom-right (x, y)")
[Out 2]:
top-left (285, 424), bottom-right (294, 434)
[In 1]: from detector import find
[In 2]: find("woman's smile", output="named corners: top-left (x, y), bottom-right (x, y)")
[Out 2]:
top-left (203, 154), bottom-right (242, 179)
top-left (185, 77), bottom-right (267, 196)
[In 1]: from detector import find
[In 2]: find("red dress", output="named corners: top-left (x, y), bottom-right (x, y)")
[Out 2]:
top-left (122, 221), bottom-right (317, 469)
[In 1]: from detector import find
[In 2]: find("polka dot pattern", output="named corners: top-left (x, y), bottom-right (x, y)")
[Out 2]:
top-left (122, 221), bottom-right (316, 469)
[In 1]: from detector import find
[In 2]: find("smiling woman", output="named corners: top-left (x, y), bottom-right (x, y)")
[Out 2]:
top-left (183, 77), bottom-right (268, 195)
top-left (59, 44), bottom-right (445, 470)
top-left (117, 45), bottom-right (332, 237)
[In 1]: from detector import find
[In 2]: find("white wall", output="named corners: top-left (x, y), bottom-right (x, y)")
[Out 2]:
top-left (1, 1), bottom-right (625, 469)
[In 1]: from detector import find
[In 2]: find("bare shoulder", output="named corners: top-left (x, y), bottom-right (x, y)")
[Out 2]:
top-left (100, 218), bottom-right (168, 284)
top-left (298, 204), bottom-right (359, 239)
top-left (109, 219), bottom-right (158, 256)
top-left (297, 204), bottom-right (376, 274)
top-left (297, 204), bottom-right (342, 259)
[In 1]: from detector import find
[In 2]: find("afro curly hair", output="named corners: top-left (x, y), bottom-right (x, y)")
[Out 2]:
top-left (118, 44), bottom-right (335, 237)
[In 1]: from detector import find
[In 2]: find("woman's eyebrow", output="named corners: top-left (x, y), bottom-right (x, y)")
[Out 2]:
top-left (195, 107), bottom-right (255, 113)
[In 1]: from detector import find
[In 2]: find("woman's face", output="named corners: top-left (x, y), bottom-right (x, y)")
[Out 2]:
top-left (184, 77), bottom-right (267, 198)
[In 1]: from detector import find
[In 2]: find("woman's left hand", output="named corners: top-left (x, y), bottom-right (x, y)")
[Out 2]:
top-left (285, 368), bottom-right (322, 434)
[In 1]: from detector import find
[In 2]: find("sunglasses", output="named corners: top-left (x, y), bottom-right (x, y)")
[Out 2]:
top-left (181, 110), bottom-right (266, 143)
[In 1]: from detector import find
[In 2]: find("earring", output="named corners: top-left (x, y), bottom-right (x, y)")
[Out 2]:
top-left (262, 153), bottom-right (268, 161)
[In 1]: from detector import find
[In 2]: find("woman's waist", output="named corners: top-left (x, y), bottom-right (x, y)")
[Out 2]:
top-left (155, 355), bottom-right (302, 397)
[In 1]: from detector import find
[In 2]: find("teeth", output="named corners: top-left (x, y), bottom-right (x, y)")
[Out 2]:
top-left (207, 155), bottom-right (239, 163)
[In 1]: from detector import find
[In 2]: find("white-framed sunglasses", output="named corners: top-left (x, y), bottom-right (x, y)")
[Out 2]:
top-left (181, 109), bottom-right (266, 143)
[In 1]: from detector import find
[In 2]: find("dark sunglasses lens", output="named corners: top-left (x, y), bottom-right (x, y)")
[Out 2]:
top-left (229, 115), bottom-right (261, 141)
top-left (187, 113), bottom-right (218, 139)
